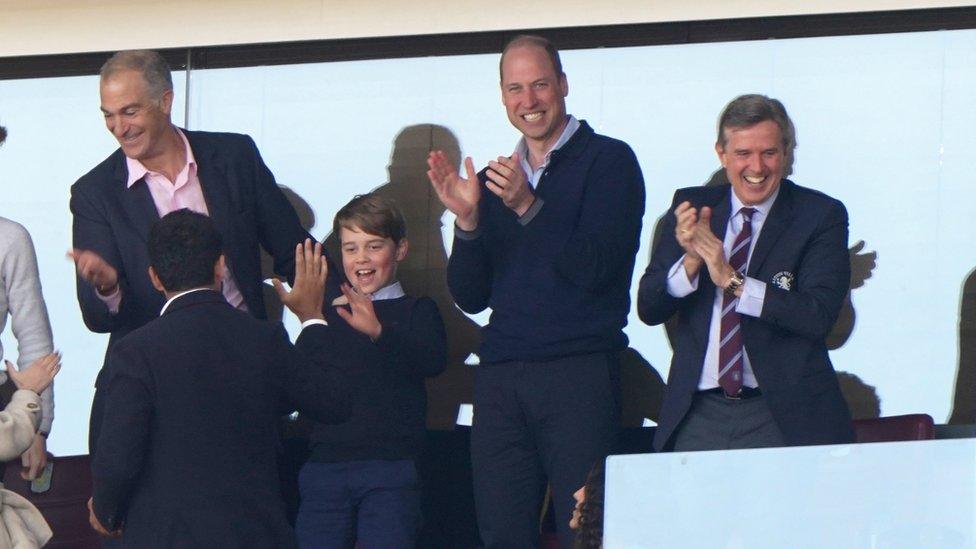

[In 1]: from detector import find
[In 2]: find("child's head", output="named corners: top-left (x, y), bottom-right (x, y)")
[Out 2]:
top-left (333, 193), bottom-right (408, 294)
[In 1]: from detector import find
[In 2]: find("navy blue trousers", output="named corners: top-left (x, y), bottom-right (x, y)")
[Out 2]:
top-left (470, 352), bottom-right (620, 549)
top-left (295, 459), bottom-right (421, 549)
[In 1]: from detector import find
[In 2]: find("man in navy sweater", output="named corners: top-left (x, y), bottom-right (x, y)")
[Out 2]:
top-left (427, 35), bottom-right (645, 548)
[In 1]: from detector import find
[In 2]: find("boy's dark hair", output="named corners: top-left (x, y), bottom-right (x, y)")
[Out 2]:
top-left (333, 193), bottom-right (406, 243)
top-left (148, 209), bottom-right (222, 292)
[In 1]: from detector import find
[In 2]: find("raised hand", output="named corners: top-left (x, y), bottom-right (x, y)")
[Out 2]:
top-left (6, 352), bottom-right (61, 395)
top-left (68, 249), bottom-right (119, 295)
top-left (486, 153), bottom-right (535, 216)
top-left (335, 283), bottom-right (382, 340)
top-left (273, 239), bottom-right (327, 323)
top-left (427, 150), bottom-right (481, 231)
top-left (690, 207), bottom-right (734, 288)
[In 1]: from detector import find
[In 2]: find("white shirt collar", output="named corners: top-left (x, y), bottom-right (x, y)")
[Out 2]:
top-left (370, 281), bottom-right (405, 301)
top-left (515, 115), bottom-right (580, 173)
top-left (159, 287), bottom-right (214, 316)
top-left (730, 181), bottom-right (781, 222)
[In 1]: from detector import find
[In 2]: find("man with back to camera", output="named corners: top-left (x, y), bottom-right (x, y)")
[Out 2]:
top-left (88, 209), bottom-right (348, 547)
top-left (426, 35), bottom-right (645, 548)
top-left (638, 94), bottom-right (854, 452)
top-left (69, 50), bottom-right (318, 451)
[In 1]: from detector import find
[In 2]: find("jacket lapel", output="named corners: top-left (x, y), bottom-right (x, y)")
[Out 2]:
top-left (187, 132), bottom-right (236, 249)
top-left (117, 157), bottom-right (159, 243)
top-left (747, 180), bottom-right (793, 278)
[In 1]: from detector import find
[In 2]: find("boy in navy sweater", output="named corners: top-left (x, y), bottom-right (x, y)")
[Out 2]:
top-left (275, 193), bottom-right (447, 549)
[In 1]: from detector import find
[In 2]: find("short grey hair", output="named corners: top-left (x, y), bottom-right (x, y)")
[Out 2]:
top-left (717, 94), bottom-right (797, 176)
top-left (100, 50), bottom-right (173, 101)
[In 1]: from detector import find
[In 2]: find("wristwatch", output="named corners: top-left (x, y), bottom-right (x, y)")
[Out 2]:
top-left (725, 270), bottom-right (745, 294)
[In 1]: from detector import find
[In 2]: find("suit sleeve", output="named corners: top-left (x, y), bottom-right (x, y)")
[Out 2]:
top-left (375, 298), bottom-right (447, 378)
top-left (549, 143), bottom-right (645, 291)
top-left (638, 191), bottom-right (692, 326)
top-left (445, 188), bottom-right (494, 314)
top-left (278, 324), bottom-right (349, 424)
top-left (757, 199), bottom-right (851, 340)
top-left (70, 184), bottom-right (133, 334)
top-left (244, 136), bottom-right (317, 285)
top-left (91, 345), bottom-right (153, 531)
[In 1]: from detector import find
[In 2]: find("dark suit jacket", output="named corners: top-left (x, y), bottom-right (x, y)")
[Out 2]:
top-left (91, 290), bottom-right (348, 548)
top-left (638, 180), bottom-right (854, 450)
top-left (71, 130), bottom-right (312, 449)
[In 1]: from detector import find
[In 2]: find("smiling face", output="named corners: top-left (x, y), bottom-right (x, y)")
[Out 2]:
top-left (339, 225), bottom-right (407, 295)
top-left (716, 119), bottom-right (786, 206)
top-left (100, 69), bottom-right (174, 163)
top-left (500, 44), bottom-right (569, 153)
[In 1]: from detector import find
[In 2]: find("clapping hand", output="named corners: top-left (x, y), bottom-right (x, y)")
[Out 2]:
top-left (335, 283), bottom-right (382, 341)
top-left (273, 239), bottom-right (328, 323)
top-left (427, 151), bottom-right (481, 231)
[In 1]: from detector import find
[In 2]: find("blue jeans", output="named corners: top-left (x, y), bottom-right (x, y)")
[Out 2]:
top-left (295, 459), bottom-right (421, 549)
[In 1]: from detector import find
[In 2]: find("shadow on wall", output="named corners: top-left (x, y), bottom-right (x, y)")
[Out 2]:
top-left (950, 268), bottom-right (976, 424)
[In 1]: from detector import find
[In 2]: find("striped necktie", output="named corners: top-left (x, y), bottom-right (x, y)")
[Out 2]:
top-left (718, 207), bottom-right (755, 397)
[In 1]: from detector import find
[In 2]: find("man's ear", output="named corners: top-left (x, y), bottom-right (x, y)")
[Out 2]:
top-left (214, 255), bottom-right (226, 285)
top-left (714, 142), bottom-right (727, 168)
top-left (395, 238), bottom-right (409, 262)
top-left (148, 266), bottom-right (166, 293)
top-left (159, 89), bottom-right (175, 117)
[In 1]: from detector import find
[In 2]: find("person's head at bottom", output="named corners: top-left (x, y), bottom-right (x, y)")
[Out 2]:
top-left (570, 457), bottom-right (607, 548)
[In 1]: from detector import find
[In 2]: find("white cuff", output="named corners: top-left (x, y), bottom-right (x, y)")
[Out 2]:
top-left (96, 285), bottom-right (122, 314)
top-left (666, 255), bottom-right (698, 298)
top-left (735, 277), bottom-right (766, 318)
top-left (300, 318), bottom-right (328, 330)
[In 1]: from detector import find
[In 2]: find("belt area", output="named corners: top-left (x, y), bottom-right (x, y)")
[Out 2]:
top-left (697, 386), bottom-right (763, 400)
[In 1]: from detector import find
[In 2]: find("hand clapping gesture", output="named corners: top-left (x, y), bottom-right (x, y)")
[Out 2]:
top-left (486, 152), bottom-right (535, 216)
top-left (335, 283), bottom-right (382, 341)
top-left (427, 151), bottom-right (482, 231)
top-left (273, 239), bottom-right (328, 323)
top-left (6, 352), bottom-right (60, 395)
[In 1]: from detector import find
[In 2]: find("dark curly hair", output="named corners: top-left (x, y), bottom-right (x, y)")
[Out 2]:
top-left (574, 458), bottom-right (606, 548)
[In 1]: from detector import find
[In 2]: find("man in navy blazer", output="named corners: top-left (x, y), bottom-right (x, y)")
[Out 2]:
top-left (69, 50), bottom-right (312, 450)
top-left (638, 95), bottom-right (853, 451)
top-left (89, 210), bottom-right (347, 547)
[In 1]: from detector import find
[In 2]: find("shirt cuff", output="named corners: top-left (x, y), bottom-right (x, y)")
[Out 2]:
top-left (735, 277), bottom-right (766, 317)
top-left (96, 285), bottom-right (122, 314)
top-left (454, 223), bottom-right (483, 241)
top-left (666, 255), bottom-right (698, 298)
top-left (517, 197), bottom-right (544, 226)
top-left (300, 318), bottom-right (328, 329)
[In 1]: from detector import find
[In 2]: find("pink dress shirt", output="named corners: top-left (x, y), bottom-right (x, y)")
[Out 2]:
top-left (98, 129), bottom-right (248, 313)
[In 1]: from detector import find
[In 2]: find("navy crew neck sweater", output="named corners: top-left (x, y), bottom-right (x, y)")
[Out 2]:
top-left (447, 120), bottom-right (645, 364)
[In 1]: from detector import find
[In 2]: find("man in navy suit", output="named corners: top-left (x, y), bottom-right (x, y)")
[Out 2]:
top-left (88, 210), bottom-right (347, 547)
top-left (69, 50), bottom-right (313, 451)
top-left (638, 94), bottom-right (854, 451)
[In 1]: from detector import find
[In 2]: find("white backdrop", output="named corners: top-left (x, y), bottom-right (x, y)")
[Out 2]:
top-left (1, 29), bottom-right (974, 455)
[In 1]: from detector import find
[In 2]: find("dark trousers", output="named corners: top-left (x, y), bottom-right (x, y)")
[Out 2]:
top-left (295, 459), bottom-right (421, 549)
top-left (673, 391), bottom-right (786, 451)
top-left (471, 353), bottom-right (619, 549)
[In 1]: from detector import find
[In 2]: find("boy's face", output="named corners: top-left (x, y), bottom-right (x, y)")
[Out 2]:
top-left (339, 225), bottom-right (407, 295)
